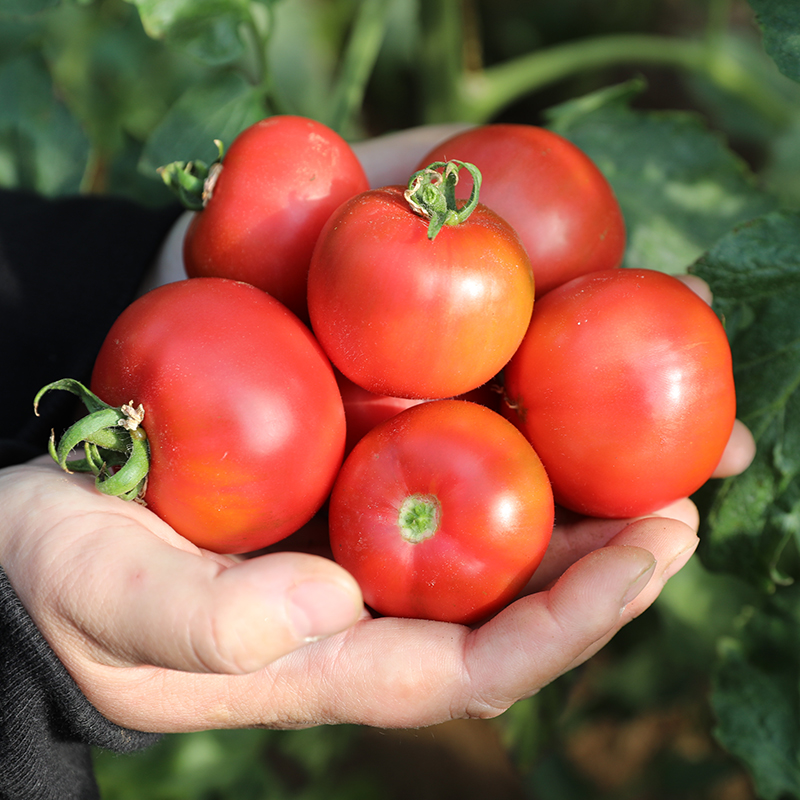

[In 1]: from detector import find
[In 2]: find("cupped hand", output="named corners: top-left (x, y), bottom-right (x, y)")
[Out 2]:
top-left (0, 415), bottom-right (751, 734)
top-left (1, 123), bottom-right (756, 736)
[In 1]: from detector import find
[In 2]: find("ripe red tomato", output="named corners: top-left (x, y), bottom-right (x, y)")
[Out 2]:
top-left (502, 269), bottom-right (736, 518)
top-left (334, 369), bottom-right (424, 456)
top-left (90, 278), bottom-right (345, 554)
top-left (328, 399), bottom-right (554, 624)
top-left (182, 115), bottom-right (369, 321)
top-left (335, 368), bottom-right (502, 456)
top-left (307, 180), bottom-right (534, 400)
top-left (416, 124), bottom-right (626, 297)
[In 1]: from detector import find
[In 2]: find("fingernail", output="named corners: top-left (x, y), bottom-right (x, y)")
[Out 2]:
top-left (287, 580), bottom-right (360, 642)
top-left (620, 558), bottom-right (657, 609)
top-left (662, 541), bottom-right (697, 582)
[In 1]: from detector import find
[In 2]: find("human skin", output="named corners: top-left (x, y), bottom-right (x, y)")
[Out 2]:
top-left (0, 124), bottom-right (756, 734)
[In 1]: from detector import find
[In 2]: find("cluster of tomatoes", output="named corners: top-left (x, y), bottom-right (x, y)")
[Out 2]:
top-left (43, 115), bottom-right (737, 625)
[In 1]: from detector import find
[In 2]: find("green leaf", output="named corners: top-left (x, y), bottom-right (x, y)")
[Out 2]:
top-left (711, 593), bottom-right (800, 800)
top-left (264, 0), bottom-right (341, 121)
top-left (762, 113), bottom-right (800, 209)
top-left (126, 0), bottom-right (251, 65)
top-left (692, 211), bottom-right (800, 590)
top-left (546, 84), bottom-right (777, 275)
top-left (748, 0), bottom-right (800, 84)
top-left (139, 70), bottom-right (265, 176)
top-left (0, 52), bottom-right (88, 194)
top-left (0, 0), bottom-right (61, 15)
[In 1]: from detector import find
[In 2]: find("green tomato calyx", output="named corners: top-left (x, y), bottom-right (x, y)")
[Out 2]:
top-left (398, 493), bottom-right (441, 543)
top-left (404, 160), bottom-right (482, 241)
top-left (157, 139), bottom-right (225, 211)
top-left (34, 378), bottom-right (150, 502)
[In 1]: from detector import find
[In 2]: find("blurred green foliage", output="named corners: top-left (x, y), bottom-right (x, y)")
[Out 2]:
top-left (5, 0), bottom-right (800, 797)
top-left (4, 0), bottom-right (800, 203)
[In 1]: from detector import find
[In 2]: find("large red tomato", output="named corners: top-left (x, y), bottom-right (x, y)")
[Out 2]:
top-left (90, 278), bottom-right (345, 554)
top-left (502, 269), bottom-right (736, 518)
top-left (416, 124), bottom-right (626, 297)
top-left (182, 115), bottom-right (369, 321)
top-left (307, 167), bottom-right (534, 400)
top-left (328, 399), bottom-right (554, 624)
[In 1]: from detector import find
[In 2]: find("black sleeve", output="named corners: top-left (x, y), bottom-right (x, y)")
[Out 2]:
top-left (0, 566), bottom-right (162, 800)
top-left (0, 189), bottom-right (181, 799)
top-left (0, 189), bottom-right (180, 466)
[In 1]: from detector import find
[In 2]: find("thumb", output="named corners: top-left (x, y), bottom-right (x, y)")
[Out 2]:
top-left (462, 544), bottom-right (657, 712)
top-left (61, 541), bottom-right (364, 674)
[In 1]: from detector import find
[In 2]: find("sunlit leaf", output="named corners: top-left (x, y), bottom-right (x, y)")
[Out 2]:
top-left (139, 71), bottom-right (265, 175)
top-left (546, 85), bottom-right (777, 274)
top-left (126, 0), bottom-right (251, 65)
top-left (692, 211), bottom-right (800, 591)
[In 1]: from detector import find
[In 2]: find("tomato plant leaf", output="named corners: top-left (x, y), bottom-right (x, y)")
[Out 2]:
top-left (546, 85), bottom-right (777, 276)
top-left (0, 52), bottom-right (88, 195)
top-left (711, 591), bottom-right (800, 800)
top-left (692, 211), bottom-right (800, 591)
top-left (125, 0), bottom-right (252, 65)
top-left (747, 0), bottom-right (800, 84)
top-left (0, 0), bottom-right (61, 13)
top-left (139, 71), bottom-right (265, 177)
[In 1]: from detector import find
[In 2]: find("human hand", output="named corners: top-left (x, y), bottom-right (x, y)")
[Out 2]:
top-left (1, 123), bottom-right (754, 735)
top-left (0, 416), bottom-right (751, 733)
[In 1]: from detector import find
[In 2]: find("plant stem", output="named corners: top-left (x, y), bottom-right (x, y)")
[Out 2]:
top-left (418, 0), bottom-right (467, 123)
top-left (241, 1), bottom-right (279, 114)
top-left (327, 0), bottom-right (393, 136)
top-left (431, 31), bottom-right (791, 128)
top-left (456, 35), bottom-right (708, 122)
top-left (705, 0), bottom-right (733, 45)
top-left (80, 146), bottom-right (109, 194)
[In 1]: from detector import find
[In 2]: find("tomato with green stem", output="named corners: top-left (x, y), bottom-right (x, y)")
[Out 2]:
top-left (416, 124), bottom-right (626, 297)
top-left (160, 115), bottom-right (369, 322)
top-left (502, 268), bottom-right (736, 518)
top-left (37, 278), bottom-right (346, 554)
top-left (307, 160), bottom-right (534, 400)
top-left (328, 399), bottom-right (554, 624)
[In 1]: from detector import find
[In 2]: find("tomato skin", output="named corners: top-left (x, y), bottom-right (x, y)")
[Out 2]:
top-left (328, 400), bottom-right (554, 624)
top-left (502, 269), bottom-right (736, 519)
top-left (417, 124), bottom-right (626, 297)
top-left (307, 185), bottom-right (534, 400)
top-left (183, 115), bottom-right (369, 321)
top-left (335, 369), bottom-right (424, 457)
top-left (335, 369), bottom-right (501, 456)
top-left (90, 278), bottom-right (346, 554)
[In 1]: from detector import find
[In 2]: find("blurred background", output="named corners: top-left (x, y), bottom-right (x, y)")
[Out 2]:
top-left (3, 1), bottom-right (800, 797)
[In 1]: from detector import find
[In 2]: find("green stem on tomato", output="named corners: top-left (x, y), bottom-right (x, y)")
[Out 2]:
top-left (34, 379), bottom-right (150, 503)
top-left (157, 139), bottom-right (225, 210)
top-left (404, 160), bottom-right (482, 240)
top-left (398, 494), bottom-right (441, 544)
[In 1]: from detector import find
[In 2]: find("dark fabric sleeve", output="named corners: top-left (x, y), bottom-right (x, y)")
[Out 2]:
top-left (0, 189), bottom-right (180, 466)
top-left (0, 189), bottom-right (181, 799)
top-left (0, 566), bottom-right (162, 800)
